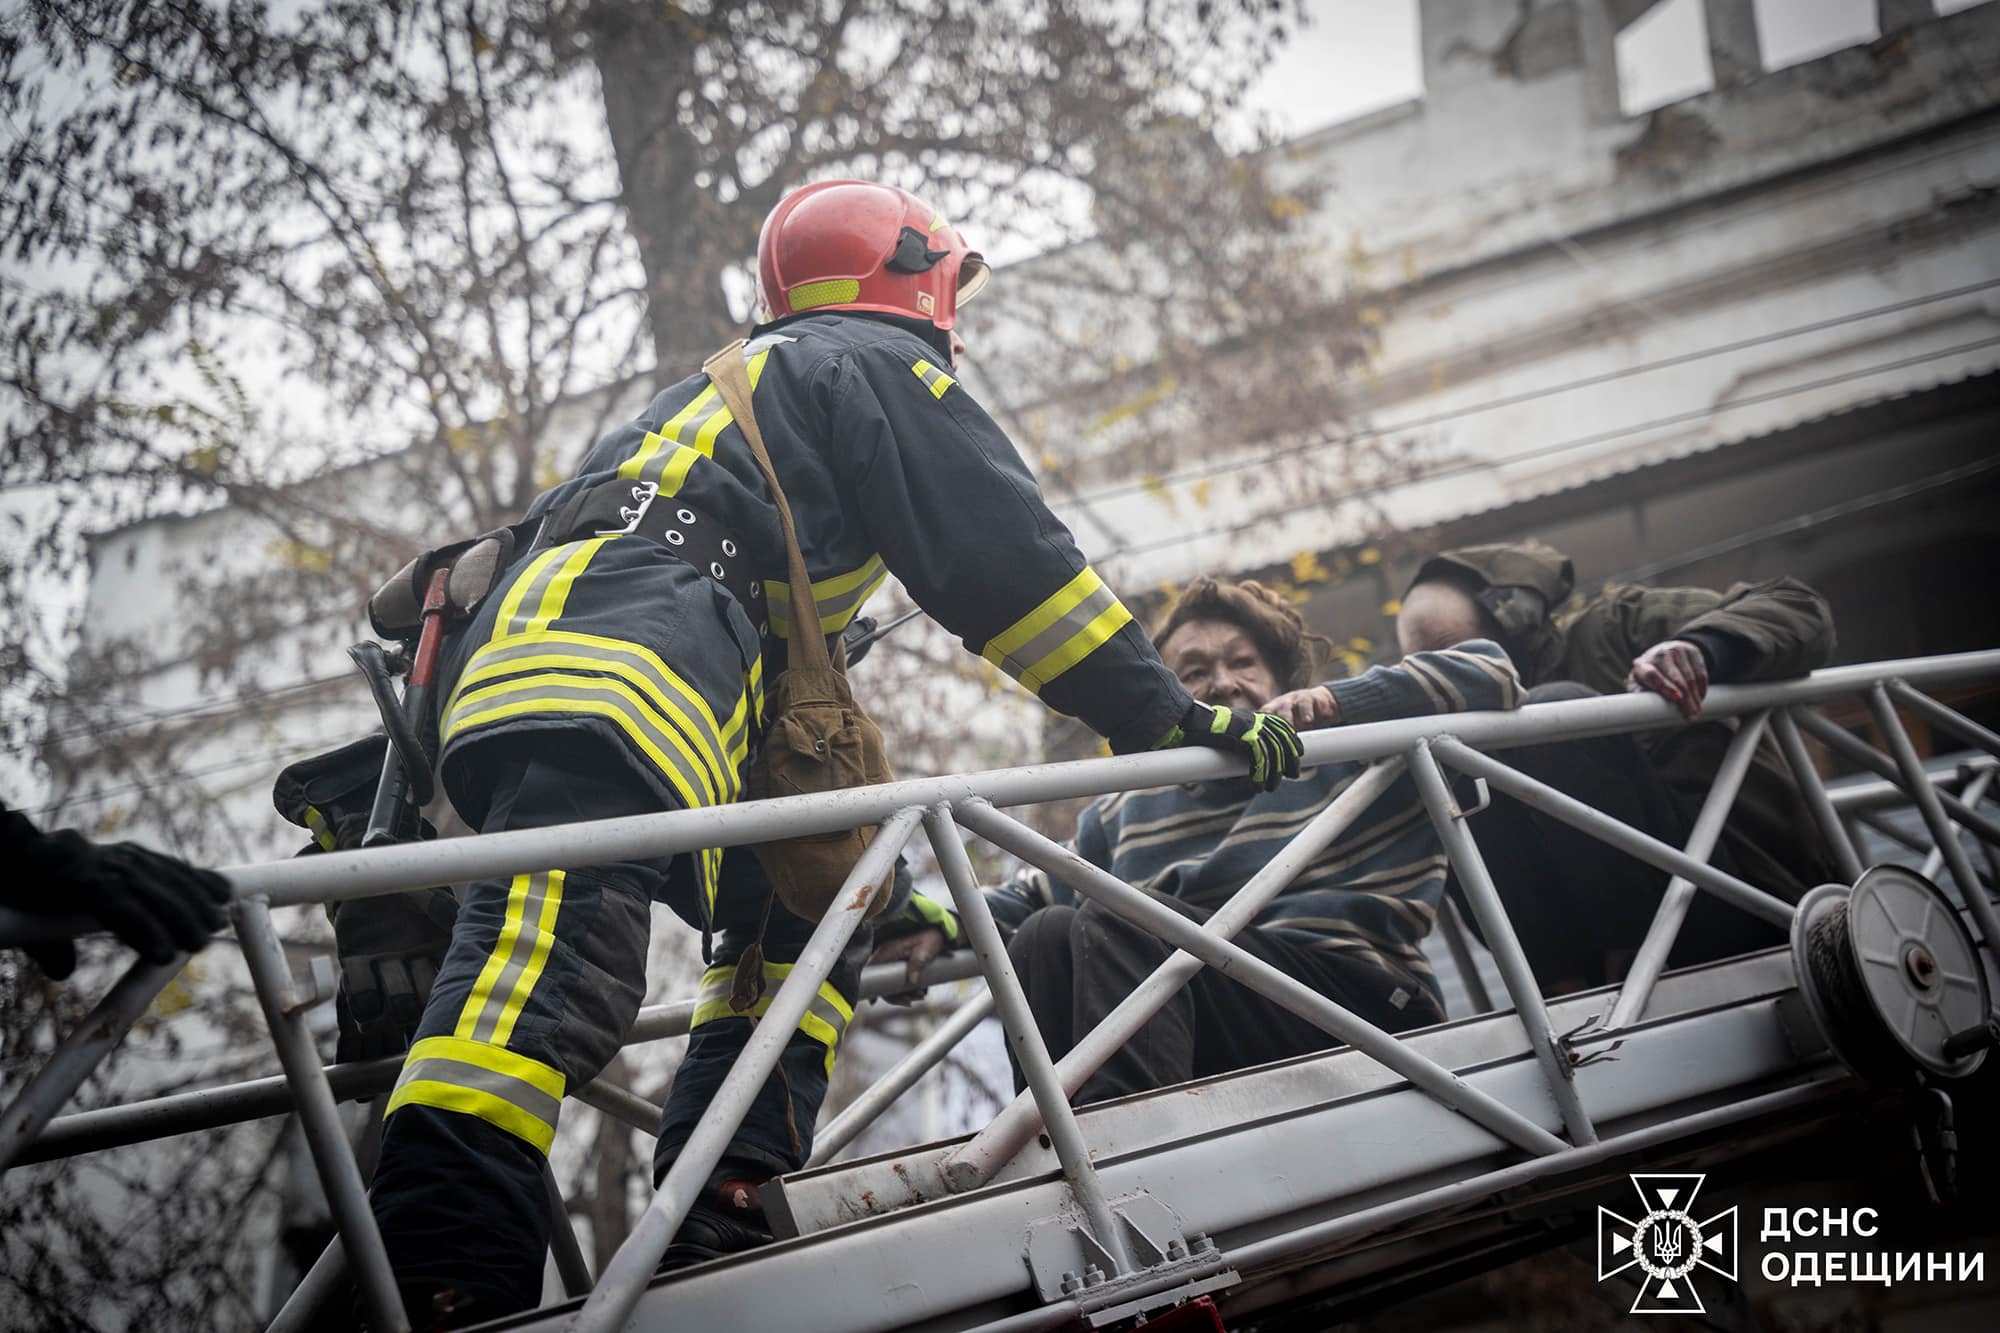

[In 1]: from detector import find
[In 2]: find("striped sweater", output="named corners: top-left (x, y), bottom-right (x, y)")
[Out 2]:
top-left (979, 640), bottom-right (1523, 1015)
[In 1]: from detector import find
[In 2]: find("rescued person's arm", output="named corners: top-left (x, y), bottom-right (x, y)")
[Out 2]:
top-left (1262, 638), bottom-right (1524, 729)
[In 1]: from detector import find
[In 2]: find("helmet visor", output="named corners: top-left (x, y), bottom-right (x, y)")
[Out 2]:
top-left (957, 254), bottom-right (991, 305)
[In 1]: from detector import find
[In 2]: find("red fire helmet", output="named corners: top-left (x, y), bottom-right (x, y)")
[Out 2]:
top-left (755, 179), bottom-right (990, 330)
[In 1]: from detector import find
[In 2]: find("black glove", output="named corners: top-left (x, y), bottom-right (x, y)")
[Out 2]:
top-left (329, 888), bottom-right (459, 1060)
top-left (1, 803), bottom-right (231, 980)
top-left (273, 736), bottom-right (454, 1059)
top-left (1160, 701), bottom-right (1304, 792)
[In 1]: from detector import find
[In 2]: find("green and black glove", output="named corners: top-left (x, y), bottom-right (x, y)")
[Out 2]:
top-left (1156, 701), bottom-right (1304, 792)
top-left (274, 736), bottom-right (457, 1060)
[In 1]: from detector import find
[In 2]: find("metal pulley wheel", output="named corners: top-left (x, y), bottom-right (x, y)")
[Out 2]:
top-left (1791, 864), bottom-right (1993, 1085)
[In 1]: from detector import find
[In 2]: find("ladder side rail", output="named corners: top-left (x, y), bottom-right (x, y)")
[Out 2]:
top-left (569, 805), bottom-right (925, 1333)
top-left (266, 1234), bottom-right (348, 1333)
top-left (1922, 767), bottom-right (1994, 883)
top-left (808, 987), bottom-right (997, 1169)
top-left (943, 758), bottom-right (1407, 1189)
top-left (570, 1076), bottom-right (665, 1135)
top-left (955, 797), bottom-right (1568, 1158)
top-left (19, 953), bottom-right (984, 1168)
top-left (1608, 710), bottom-right (1771, 1029)
top-left (1795, 706), bottom-right (2000, 846)
top-left (1888, 678), bottom-right (2000, 765)
top-left (0, 954), bottom-right (185, 1174)
top-left (927, 802), bottom-right (1136, 1275)
top-left (1866, 681), bottom-right (2000, 951)
top-left (236, 894), bottom-right (408, 1333)
top-left (1429, 738), bottom-right (1796, 927)
top-left (1775, 708), bottom-right (1866, 880)
top-left (1407, 741), bottom-right (1597, 1147)
top-left (1213, 1079), bottom-right (1852, 1306)
top-left (543, 1160), bottom-right (594, 1297)
top-left (4, 652), bottom-right (1997, 951)
top-left (1823, 755), bottom-right (1997, 814)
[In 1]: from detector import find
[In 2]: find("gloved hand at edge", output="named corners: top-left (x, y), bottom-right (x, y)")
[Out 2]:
top-left (1155, 700), bottom-right (1304, 791)
top-left (1, 801), bottom-right (231, 980)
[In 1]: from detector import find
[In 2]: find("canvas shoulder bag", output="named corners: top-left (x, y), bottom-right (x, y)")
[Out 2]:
top-left (702, 340), bottom-right (896, 921)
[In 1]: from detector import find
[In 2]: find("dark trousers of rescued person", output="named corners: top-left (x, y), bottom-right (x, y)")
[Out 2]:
top-left (1008, 894), bottom-right (1443, 1105)
top-left (1447, 681), bottom-right (1785, 996)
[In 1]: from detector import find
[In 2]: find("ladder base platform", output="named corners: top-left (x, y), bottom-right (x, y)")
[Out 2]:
top-left (489, 947), bottom-right (1867, 1332)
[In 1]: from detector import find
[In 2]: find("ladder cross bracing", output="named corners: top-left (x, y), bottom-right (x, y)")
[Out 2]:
top-left (4, 649), bottom-right (1999, 1332)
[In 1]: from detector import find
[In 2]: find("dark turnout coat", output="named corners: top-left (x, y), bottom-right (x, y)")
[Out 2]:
top-left (1420, 542), bottom-right (1839, 899)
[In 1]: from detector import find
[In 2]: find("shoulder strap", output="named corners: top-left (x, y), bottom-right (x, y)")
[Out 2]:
top-left (704, 340), bottom-right (831, 673)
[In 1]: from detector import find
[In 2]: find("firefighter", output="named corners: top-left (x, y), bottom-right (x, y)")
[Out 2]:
top-left (363, 179), bottom-right (1303, 1325)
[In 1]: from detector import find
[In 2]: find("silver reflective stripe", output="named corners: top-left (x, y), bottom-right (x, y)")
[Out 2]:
top-left (394, 1054), bottom-right (562, 1130)
top-left (501, 549), bottom-right (572, 638)
top-left (637, 394), bottom-right (730, 487)
top-left (442, 676), bottom-right (727, 807)
top-left (471, 871), bottom-right (555, 1044)
top-left (992, 578), bottom-right (1122, 680)
top-left (463, 635), bottom-right (738, 774)
top-left (695, 969), bottom-right (851, 1047)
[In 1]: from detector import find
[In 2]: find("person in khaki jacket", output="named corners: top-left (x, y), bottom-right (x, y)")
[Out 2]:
top-left (1397, 539), bottom-right (1838, 994)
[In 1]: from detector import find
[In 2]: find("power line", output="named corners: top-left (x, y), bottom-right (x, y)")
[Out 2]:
top-left (1071, 277), bottom-right (2000, 510)
top-left (1104, 333), bottom-right (2000, 560)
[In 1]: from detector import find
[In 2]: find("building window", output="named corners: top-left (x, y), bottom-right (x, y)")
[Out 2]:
top-left (1615, 0), bottom-right (1715, 117)
top-left (1751, 0), bottom-right (1878, 72)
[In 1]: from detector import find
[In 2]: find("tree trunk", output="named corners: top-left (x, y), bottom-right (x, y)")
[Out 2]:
top-left (585, 3), bottom-right (762, 371)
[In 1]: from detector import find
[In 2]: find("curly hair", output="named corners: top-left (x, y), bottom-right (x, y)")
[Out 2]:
top-left (1151, 576), bottom-right (1330, 691)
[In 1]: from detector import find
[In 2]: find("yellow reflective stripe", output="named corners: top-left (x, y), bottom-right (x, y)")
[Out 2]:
top-left (620, 350), bottom-right (771, 486)
top-left (456, 871), bottom-right (555, 1041)
top-left (495, 545), bottom-right (571, 639)
top-left (304, 805), bottom-right (336, 852)
top-left (525, 538), bottom-right (608, 636)
top-left (388, 1037), bottom-right (566, 1155)
top-left (446, 630), bottom-right (750, 779)
top-left (618, 384), bottom-right (717, 481)
top-left (658, 442), bottom-right (708, 497)
top-left (692, 962), bottom-right (852, 1074)
top-left (1021, 600), bottom-right (1132, 694)
top-left (982, 568), bottom-right (1133, 694)
top-left (442, 674), bottom-right (726, 809)
top-left (762, 555), bottom-right (888, 638)
top-left (912, 359), bottom-right (956, 399)
top-left (489, 869), bottom-right (563, 1048)
top-left (405, 1035), bottom-right (566, 1096)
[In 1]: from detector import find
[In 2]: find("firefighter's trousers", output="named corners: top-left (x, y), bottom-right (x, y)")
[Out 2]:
top-left (368, 736), bottom-right (860, 1317)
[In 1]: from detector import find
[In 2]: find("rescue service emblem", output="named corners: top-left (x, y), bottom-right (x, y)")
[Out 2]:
top-left (1597, 1173), bottom-right (1738, 1314)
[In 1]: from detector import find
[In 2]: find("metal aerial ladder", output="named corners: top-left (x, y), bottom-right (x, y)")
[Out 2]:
top-left (4, 649), bottom-right (1998, 1332)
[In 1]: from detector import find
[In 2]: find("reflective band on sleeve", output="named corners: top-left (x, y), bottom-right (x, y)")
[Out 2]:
top-left (981, 567), bottom-right (1135, 695)
top-left (303, 805), bottom-right (337, 852)
top-left (911, 359), bottom-right (957, 399)
top-left (388, 1035), bottom-right (566, 1154)
top-left (762, 555), bottom-right (888, 639)
top-left (693, 961), bottom-right (854, 1075)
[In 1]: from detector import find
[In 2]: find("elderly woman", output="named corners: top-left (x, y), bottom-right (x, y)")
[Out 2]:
top-left (879, 576), bottom-right (1524, 1102)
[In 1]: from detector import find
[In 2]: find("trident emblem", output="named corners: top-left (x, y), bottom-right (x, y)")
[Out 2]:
top-left (1598, 1173), bottom-right (1738, 1315)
